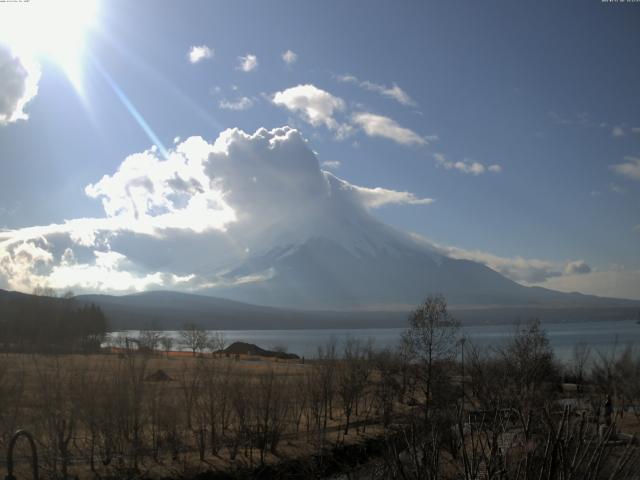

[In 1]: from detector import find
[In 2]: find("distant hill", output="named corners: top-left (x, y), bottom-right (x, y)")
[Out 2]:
top-left (1, 289), bottom-right (638, 331)
top-left (73, 290), bottom-right (640, 330)
top-left (73, 290), bottom-right (409, 330)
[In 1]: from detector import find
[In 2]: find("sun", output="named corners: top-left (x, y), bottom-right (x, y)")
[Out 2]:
top-left (0, 0), bottom-right (99, 92)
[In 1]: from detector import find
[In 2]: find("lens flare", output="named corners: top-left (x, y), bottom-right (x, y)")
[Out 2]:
top-left (0, 0), bottom-right (99, 93)
top-left (94, 60), bottom-right (170, 160)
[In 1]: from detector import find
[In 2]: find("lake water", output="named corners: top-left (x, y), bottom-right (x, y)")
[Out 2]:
top-left (114, 319), bottom-right (640, 362)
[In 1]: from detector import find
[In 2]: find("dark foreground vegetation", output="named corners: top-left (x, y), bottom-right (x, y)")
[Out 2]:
top-left (0, 288), bottom-right (108, 353)
top-left (0, 294), bottom-right (639, 479)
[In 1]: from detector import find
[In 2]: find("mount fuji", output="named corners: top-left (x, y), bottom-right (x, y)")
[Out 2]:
top-left (201, 173), bottom-right (628, 311)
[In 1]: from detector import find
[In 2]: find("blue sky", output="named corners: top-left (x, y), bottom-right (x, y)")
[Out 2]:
top-left (0, 0), bottom-right (638, 299)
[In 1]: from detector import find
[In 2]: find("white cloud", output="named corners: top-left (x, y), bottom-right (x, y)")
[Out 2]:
top-left (537, 268), bottom-right (640, 301)
top-left (0, 126), bottom-right (432, 294)
top-left (609, 182), bottom-right (627, 195)
top-left (416, 235), bottom-right (594, 285)
top-left (321, 160), bottom-right (341, 170)
top-left (564, 260), bottom-right (592, 275)
top-left (45, 250), bottom-right (196, 293)
top-left (354, 187), bottom-right (434, 209)
top-left (272, 84), bottom-right (346, 130)
top-left (352, 112), bottom-right (426, 146)
top-left (548, 111), bottom-right (573, 126)
top-left (337, 74), bottom-right (416, 106)
top-left (188, 45), bottom-right (213, 64)
top-left (219, 97), bottom-right (254, 111)
top-left (0, 44), bottom-right (40, 125)
top-left (282, 49), bottom-right (298, 65)
top-left (330, 174), bottom-right (434, 209)
top-left (548, 111), bottom-right (600, 129)
top-left (631, 127), bottom-right (640, 134)
top-left (360, 81), bottom-right (416, 107)
top-left (612, 125), bottom-right (625, 137)
top-left (237, 54), bottom-right (258, 72)
top-left (434, 153), bottom-right (501, 175)
top-left (427, 241), bottom-right (562, 283)
top-left (272, 85), bottom-right (425, 145)
top-left (336, 74), bottom-right (358, 83)
top-left (456, 162), bottom-right (485, 175)
top-left (611, 156), bottom-right (640, 181)
top-left (634, 224), bottom-right (640, 232)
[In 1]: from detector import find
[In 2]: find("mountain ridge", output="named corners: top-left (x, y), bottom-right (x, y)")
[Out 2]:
top-left (207, 233), bottom-right (636, 310)
top-left (1, 288), bottom-right (638, 331)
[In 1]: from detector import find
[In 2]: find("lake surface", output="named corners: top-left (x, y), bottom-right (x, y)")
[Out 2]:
top-left (114, 319), bottom-right (640, 361)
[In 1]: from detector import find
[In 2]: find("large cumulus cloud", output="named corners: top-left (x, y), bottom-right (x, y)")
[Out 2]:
top-left (0, 44), bottom-right (40, 125)
top-left (0, 126), bottom-right (434, 294)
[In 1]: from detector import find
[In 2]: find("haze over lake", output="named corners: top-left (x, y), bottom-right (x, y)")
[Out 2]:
top-left (117, 319), bottom-right (640, 361)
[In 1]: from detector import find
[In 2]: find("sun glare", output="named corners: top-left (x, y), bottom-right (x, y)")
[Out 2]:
top-left (0, 0), bottom-right (99, 92)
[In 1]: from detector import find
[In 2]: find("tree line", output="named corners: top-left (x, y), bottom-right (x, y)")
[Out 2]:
top-left (0, 289), bottom-right (108, 353)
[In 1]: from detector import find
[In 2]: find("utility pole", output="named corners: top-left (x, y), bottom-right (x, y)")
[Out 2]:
top-left (460, 337), bottom-right (466, 410)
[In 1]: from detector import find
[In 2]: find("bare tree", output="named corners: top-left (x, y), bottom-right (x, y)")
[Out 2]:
top-left (468, 320), bottom-right (558, 411)
top-left (571, 341), bottom-right (592, 383)
top-left (372, 348), bottom-right (400, 428)
top-left (403, 294), bottom-right (460, 422)
top-left (228, 374), bottom-right (250, 461)
top-left (592, 344), bottom-right (640, 421)
top-left (177, 361), bottom-right (208, 460)
top-left (105, 333), bottom-right (128, 351)
top-left (499, 318), bottom-right (558, 409)
top-left (198, 362), bottom-right (234, 455)
top-left (110, 354), bottom-right (148, 471)
top-left (251, 368), bottom-right (290, 464)
top-left (288, 373), bottom-right (308, 435)
top-left (34, 358), bottom-right (77, 479)
top-left (160, 335), bottom-right (174, 357)
top-left (303, 365), bottom-right (325, 447)
top-left (316, 338), bottom-right (337, 434)
top-left (337, 338), bottom-right (371, 435)
top-left (180, 323), bottom-right (210, 356)
top-left (207, 331), bottom-right (227, 357)
top-left (139, 328), bottom-right (161, 354)
top-left (0, 358), bottom-right (24, 449)
top-left (32, 285), bottom-right (57, 297)
top-left (62, 289), bottom-right (75, 300)
top-left (616, 346), bottom-right (640, 420)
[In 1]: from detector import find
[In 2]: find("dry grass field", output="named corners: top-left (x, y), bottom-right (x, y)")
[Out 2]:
top-left (0, 350), bottom-right (391, 479)
top-left (1, 316), bottom-right (640, 479)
